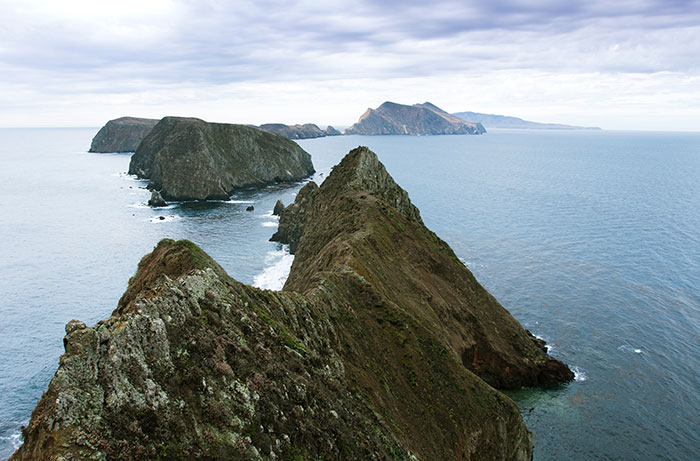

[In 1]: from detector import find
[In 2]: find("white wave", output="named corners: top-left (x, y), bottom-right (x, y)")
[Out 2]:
top-left (571, 366), bottom-right (588, 382)
top-left (253, 247), bottom-right (294, 290)
top-left (149, 215), bottom-right (181, 223)
top-left (0, 429), bottom-right (22, 449)
top-left (618, 344), bottom-right (643, 354)
top-left (227, 200), bottom-right (255, 204)
top-left (261, 221), bottom-right (277, 227)
top-left (534, 333), bottom-right (553, 353)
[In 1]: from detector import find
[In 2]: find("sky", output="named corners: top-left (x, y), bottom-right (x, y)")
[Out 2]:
top-left (1, 0), bottom-right (699, 130)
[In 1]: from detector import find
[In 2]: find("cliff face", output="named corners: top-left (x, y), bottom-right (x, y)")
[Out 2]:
top-left (12, 147), bottom-right (573, 460)
top-left (258, 123), bottom-right (341, 139)
top-left (128, 117), bottom-right (315, 201)
top-left (89, 117), bottom-right (159, 153)
top-left (345, 102), bottom-right (486, 135)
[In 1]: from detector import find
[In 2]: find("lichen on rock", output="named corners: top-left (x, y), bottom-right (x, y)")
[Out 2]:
top-left (13, 147), bottom-right (573, 460)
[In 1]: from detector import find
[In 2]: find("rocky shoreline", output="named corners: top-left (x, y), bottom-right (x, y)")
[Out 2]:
top-left (12, 146), bottom-right (571, 460)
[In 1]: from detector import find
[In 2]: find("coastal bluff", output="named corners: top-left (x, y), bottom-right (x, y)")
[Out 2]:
top-left (128, 117), bottom-right (315, 201)
top-left (13, 147), bottom-right (571, 460)
top-left (345, 102), bottom-right (486, 135)
top-left (89, 117), bottom-right (159, 153)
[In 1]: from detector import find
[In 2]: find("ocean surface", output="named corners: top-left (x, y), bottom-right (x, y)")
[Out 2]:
top-left (1, 128), bottom-right (699, 460)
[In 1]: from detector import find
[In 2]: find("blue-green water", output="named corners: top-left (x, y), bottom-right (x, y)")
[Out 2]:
top-left (1, 128), bottom-right (699, 459)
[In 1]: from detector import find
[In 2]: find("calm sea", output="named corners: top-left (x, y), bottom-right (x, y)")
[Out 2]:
top-left (1, 128), bottom-right (698, 460)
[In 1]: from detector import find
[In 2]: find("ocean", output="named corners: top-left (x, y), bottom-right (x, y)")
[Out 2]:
top-left (1, 128), bottom-right (699, 459)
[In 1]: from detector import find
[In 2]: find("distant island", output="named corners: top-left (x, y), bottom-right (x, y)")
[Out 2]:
top-left (89, 117), bottom-right (159, 152)
top-left (345, 101), bottom-right (486, 135)
top-left (453, 111), bottom-right (601, 130)
top-left (12, 147), bottom-right (571, 460)
top-left (128, 117), bottom-right (314, 201)
top-left (258, 123), bottom-right (341, 139)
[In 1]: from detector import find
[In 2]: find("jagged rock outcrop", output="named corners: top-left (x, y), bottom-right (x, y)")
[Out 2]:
top-left (89, 117), bottom-right (159, 153)
top-left (147, 190), bottom-right (167, 207)
top-left (452, 111), bottom-right (601, 130)
top-left (128, 117), bottom-right (315, 201)
top-left (13, 147), bottom-right (573, 460)
top-left (272, 199), bottom-right (285, 216)
top-left (258, 123), bottom-right (342, 140)
top-left (345, 102), bottom-right (486, 135)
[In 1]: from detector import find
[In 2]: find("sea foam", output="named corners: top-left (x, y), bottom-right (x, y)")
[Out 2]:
top-left (253, 247), bottom-right (294, 291)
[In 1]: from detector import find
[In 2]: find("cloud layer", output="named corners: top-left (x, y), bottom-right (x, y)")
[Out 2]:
top-left (1, 0), bottom-right (699, 129)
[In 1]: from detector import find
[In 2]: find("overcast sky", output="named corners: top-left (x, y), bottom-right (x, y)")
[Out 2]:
top-left (1, 0), bottom-right (699, 130)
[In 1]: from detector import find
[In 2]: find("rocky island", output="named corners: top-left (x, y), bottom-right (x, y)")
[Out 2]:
top-left (128, 117), bottom-right (315, 201)
top-left (89, 117), bottom-right (159, 153)
top-left (453, 111), bottom-right (601, 130)
top-left (345, 102), bottom-right (486, 135)
top-left (13, 147), bottom-right (571, 460)
top-left (258, 123), bottom-right (341, 139)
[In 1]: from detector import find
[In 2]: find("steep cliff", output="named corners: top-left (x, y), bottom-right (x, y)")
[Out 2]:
top-left (89, 117), bottom-right (159, 153)
top-left (13, 147), bottom-right (573, 460)
top-left (128, 117), bottom-right (315, 201)
top-left (345, 102), bottom-right (486, 135)
top-left (259, 123), bottom-right (341, 139)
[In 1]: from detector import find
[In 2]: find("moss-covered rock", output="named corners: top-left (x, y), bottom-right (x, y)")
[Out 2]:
top-left (129, 117), bottom-right (315, 201)
top-left (89, 117), bottom-right (159, 153)
top-left (13, 147), bottom-right (571, 460)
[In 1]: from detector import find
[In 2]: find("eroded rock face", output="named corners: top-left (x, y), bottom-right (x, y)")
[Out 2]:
top-left (345, 102), bottom-right (486, 136)
top-left (274, 146), bottom-right (572, 390)
top-left (13, 147), bottom-right (572, 460)
top-left (89, 117), bottom-right (159, 153)
top-left (129, 117), bottom-right (315, 201)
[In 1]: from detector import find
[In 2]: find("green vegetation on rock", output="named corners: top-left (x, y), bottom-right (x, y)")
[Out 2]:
top-left (129, 117), bottom-right (315, 201)
top-left (13, 147), bottom-right (572, 460)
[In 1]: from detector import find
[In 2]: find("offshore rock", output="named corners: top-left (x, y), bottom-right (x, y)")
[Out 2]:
top-left (12, 147), bottom-right (575, 460)
top-left (258, 123), bottom-right (340, 140)
top-left (129, 117), bottom-right (315, 201)
top-left (345, 102), bottom-right (486, 136)
top-left (147, 190), bottom-right (167, 208)
top-left (89, 117), bottom-right (159, 153)
top-left (272, 199), bottom-right (285, 216)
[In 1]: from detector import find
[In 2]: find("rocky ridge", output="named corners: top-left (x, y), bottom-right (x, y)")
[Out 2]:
top-left (259, 123), bottom-right (341, 139)
top-left (89, 117), bottom-right (159, 153)
top-left (128, 117), bottom-right (315, 201)
top-left (345, 102), bottom-right (486, 135)
top-left (13, 147), bottom-right (571, 460)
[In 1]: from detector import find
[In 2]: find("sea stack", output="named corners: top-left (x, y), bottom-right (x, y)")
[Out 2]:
top-left (345, 101), bottom-right (486, 135)
top-left (12, 147), bottom-right (571, 460)
top-left (147, 190), bottom-right (167, 208)
top-left (89, 117), bottom-right (159, 153)
top-left (272, 199), bottom-right (285, 216)
top-left (128, 117), bottom-right (315, 201)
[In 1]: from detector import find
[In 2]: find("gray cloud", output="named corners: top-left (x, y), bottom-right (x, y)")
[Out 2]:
top-left (0, 0), bottom-right (699, 128)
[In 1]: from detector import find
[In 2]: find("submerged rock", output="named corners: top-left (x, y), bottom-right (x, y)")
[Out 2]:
top-left (129, 117), bottom-right (315, 201)
top-left (246, 205), bottom-right (255, 211)
top-left (13, 147), bottom-right (573, 460)
top-left (272, 199), bottom-right (285, 216)
top-left (147, 190), bottom-right (167, 208)
top-left (345, 101), bottom-right (486, 135)
top-left (89, 117), bottom-right (159, 153)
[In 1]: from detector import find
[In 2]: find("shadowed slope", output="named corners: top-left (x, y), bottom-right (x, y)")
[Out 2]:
top-left (12, 147), bottom-right (572, 460)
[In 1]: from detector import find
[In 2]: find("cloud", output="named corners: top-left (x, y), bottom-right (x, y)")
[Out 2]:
top-left (0, 0), bottom-right (699, 128)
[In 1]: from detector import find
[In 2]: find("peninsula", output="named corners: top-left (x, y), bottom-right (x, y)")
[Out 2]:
top-left (128, 117), bottom-right (315, 201)
top-left (13, 147), bottom-right (571, 460)
top-left (345, 102), bottom-right (486, 135)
